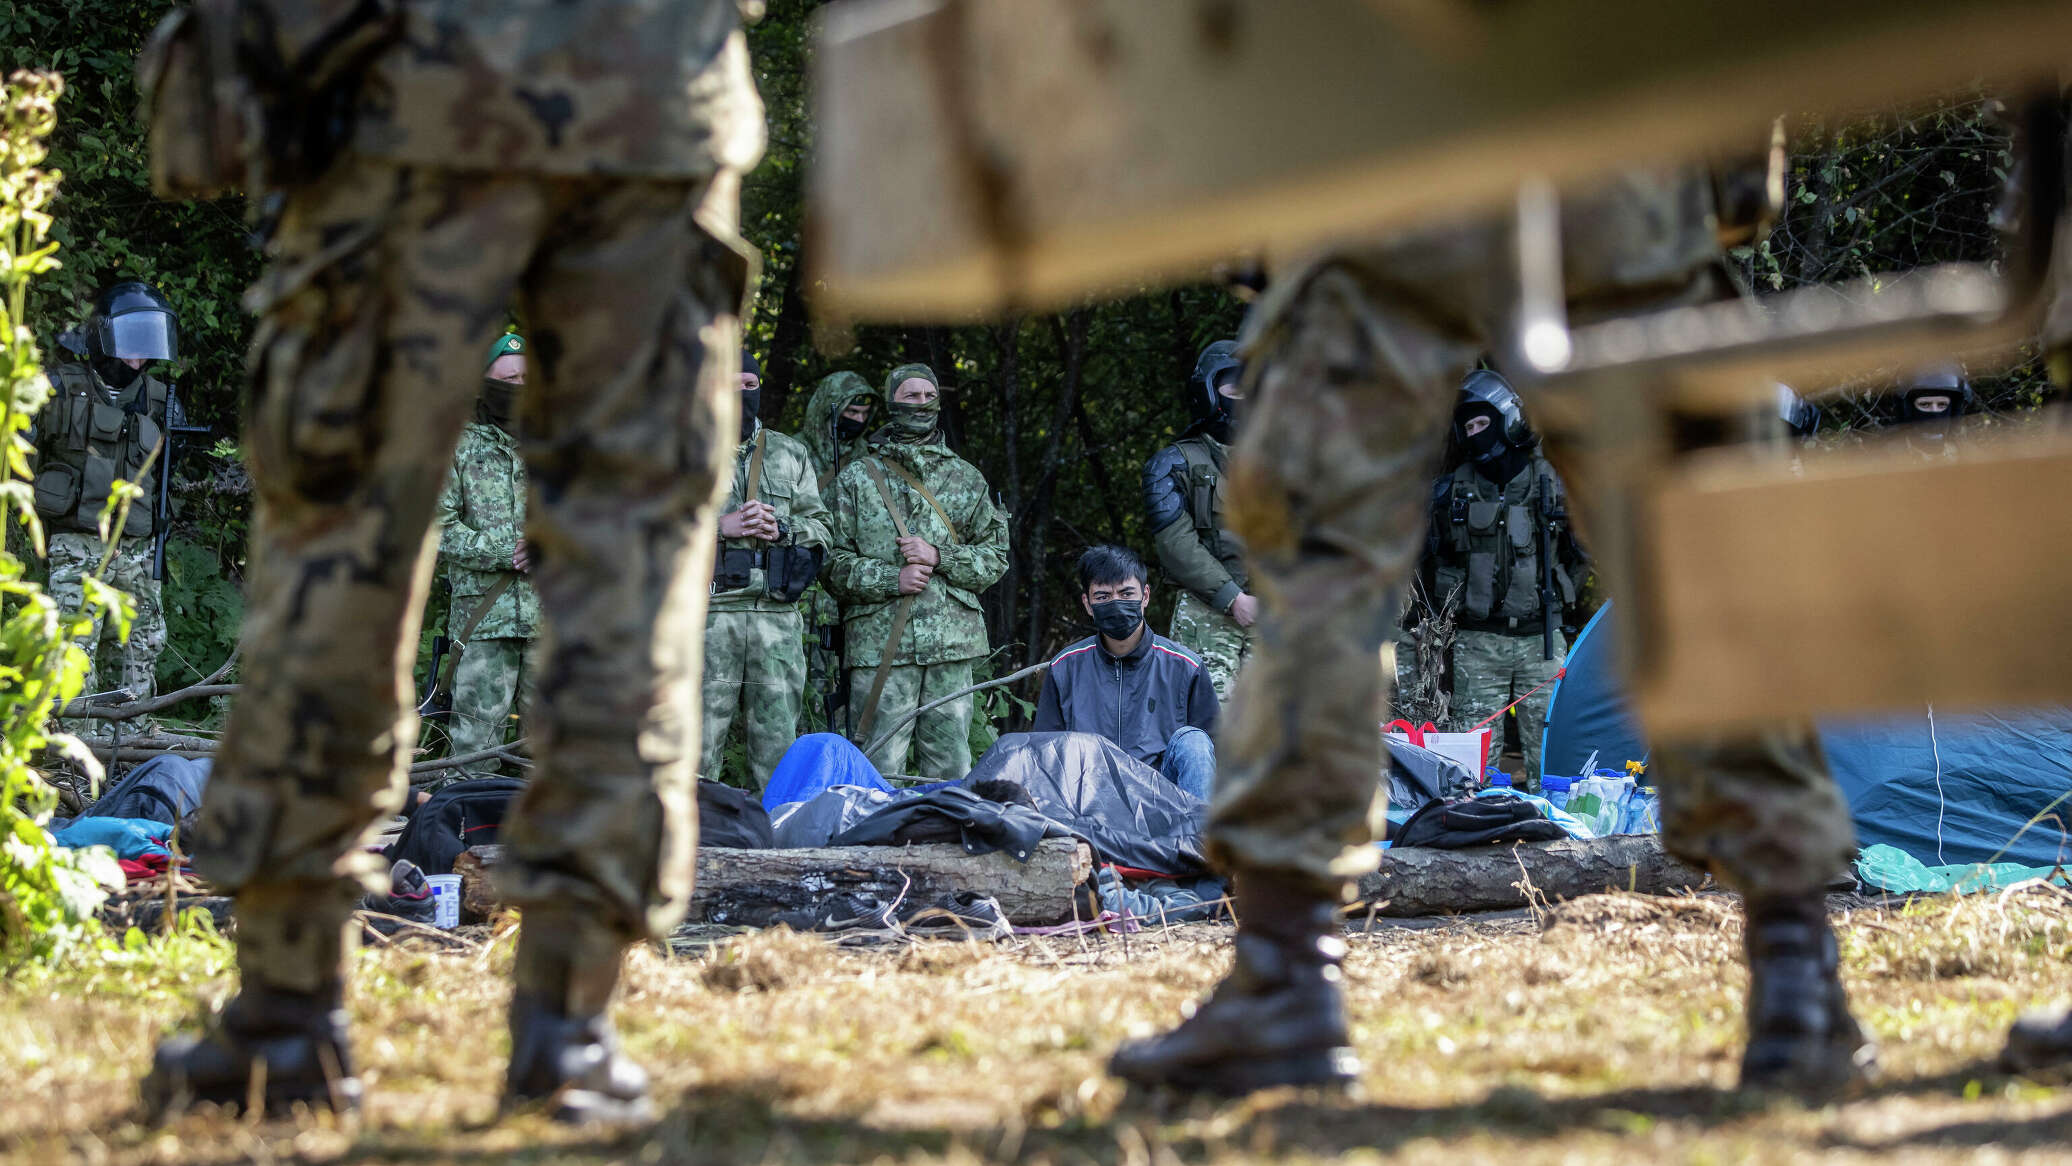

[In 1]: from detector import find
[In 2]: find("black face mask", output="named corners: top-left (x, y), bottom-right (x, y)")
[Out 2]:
top-left (94, 356), bottom-right (142, 390)
top-left (740, 389), bottom-right (761, 441)
top-left (1089, 598), bottom-right (1144, 642)
top-left (834, 412), bottom-right (869, 441)
top-left (478, 377), bottom-right (519, 434)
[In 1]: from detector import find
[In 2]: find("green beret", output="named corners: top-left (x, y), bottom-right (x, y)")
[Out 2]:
top-left (485, 332), bottom-right (525, 373)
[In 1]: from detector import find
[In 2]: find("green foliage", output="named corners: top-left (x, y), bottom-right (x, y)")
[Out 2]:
top-left (0, 68), bottom-right (128, 968)
top-left (154, 534), bottom-right (238, 696)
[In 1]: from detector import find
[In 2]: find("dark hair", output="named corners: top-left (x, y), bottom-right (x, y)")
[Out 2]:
top-left (1077, 544), bottom-right (1147, 594)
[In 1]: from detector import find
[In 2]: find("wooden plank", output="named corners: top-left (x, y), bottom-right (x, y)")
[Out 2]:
top-left (1626, 431), bottom-right (2072, 738)
top-left (811, 0), bottom-right (2072, 319)
top-left (1356, 835), bottom-right (1708, 917)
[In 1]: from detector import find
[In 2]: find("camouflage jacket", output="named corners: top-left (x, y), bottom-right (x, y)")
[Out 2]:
top-left (436, 422), bottom-right (537, 640)
top-left (313, 0), bottom-right (765, 179)
top-left (825, 437), bottom-right (1009, 667)
top-left (711, 421), bottom-right (832, 613)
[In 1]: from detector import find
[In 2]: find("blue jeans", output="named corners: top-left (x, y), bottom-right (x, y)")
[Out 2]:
top-left (1158, 726), bottom-right (1217, 803)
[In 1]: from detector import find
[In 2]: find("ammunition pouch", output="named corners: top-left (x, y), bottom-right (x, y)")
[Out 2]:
top-left (31, 463), bottom-right (77, 520)
top-left (713, 545), bottom-right (757, 592)
top-left (713, 539), bottom-right (822, 603)
top-left (764, 541), bottom-right (823, 604)
top-left (137, 0), bottom-right (399, 200)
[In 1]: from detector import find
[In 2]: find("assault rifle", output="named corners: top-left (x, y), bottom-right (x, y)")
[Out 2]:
top-left (153, 387), bottom-right (211, 582)
top-left (1534, 470), bottom-right (1562, 663)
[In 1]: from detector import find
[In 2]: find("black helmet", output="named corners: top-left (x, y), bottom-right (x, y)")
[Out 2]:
top-left (1454, 369), bottom-right (1531, 452)
top-left (1896, 363), bottom-right (1973, 425)
top-left (1186, 340), bottom-right (1242, 433)
top-left (86, 280), bottom-right (179, 363)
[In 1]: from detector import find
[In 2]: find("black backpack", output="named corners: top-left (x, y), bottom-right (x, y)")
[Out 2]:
top-left (697, 780), bottom-right (775, 849)
top-left (383, 778), bottom-right (524, 875)
top-left (1389, 793), bottom-right (1569, 850)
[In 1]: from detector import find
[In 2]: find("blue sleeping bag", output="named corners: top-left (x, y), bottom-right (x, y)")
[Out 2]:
top-left (763, 733), bottom-right (892, 811)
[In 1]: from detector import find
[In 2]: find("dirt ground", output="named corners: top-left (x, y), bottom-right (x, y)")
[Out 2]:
top-left (7, 888), bottom-right (2072, 1165)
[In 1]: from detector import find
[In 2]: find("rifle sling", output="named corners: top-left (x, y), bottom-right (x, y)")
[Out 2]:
top-left (852, 455), bottom-right (964, 745)
top-left (435, 571), bottom-right (520, 693)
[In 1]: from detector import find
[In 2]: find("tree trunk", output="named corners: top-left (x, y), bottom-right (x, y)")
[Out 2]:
top-left (1356, 836), bottom-right (1709, 917)
top-left (453, 838), bottom-right (1094, 928)
top-left (1020, 309), bottom-right (1091, 672)
top-left (758, 259), bottom-right (810, 426)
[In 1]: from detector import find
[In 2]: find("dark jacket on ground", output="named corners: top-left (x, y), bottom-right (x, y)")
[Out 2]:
top-left (1032, 630), bottom-right (1219, 767)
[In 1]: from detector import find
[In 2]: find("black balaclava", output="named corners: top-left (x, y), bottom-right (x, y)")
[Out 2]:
top-left (1457, 403), bottom-right (1530, 484)
top-left (835, 412), bottom-right (870, 441)
top-left (478, 377), bottom-right (520, 434)
top-left (1090, 598), bottom-right (1145, 642)
top-left (93, 356), bottom-right (142, 390)
top-left (741, 350), bottom-right (762, 441)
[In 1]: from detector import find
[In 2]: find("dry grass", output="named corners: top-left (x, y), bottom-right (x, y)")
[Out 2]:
top-left (6, 890), bottom-right (2072, 1164)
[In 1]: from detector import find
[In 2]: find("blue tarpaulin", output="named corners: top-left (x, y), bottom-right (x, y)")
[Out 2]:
top-left (1541, 602), bottom-right (2072, 870)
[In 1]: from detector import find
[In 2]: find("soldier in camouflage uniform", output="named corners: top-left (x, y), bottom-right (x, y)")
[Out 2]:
top-left (428, 332), bottom-right (539, 789)
top-left (796, 371), bottom-right (879, 734)
top-left (1144, 341), bottom-right (1258, 701)
top-left (36, 282), bottom-right (179, 732)
top-left (143, 0), bottom-right (763, 1124)
top-left (1114, 166), bottom-right (1871, 1098)
top-left (702, 353), bottom-right (831, 786)
top-left (1424, 370), bottom-right (1586, 783)
top-left (825, 364), bottom-right (1009, 781)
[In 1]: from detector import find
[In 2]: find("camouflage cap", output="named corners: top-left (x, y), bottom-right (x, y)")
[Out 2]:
top-left (882, 362), bottom-right (939, 397)
top-left (485, 332), bottom-right (525, 373)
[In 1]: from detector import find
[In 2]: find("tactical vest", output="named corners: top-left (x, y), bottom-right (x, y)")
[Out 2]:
top-left (33, 364), bottom-right (166, 539)
top-left (1431, 456), bottom-right (1575, 630)
top-left (1171, 435), bottom-right (1248, 588)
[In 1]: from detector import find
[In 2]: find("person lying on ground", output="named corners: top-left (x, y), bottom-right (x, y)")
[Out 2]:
top-left (1032, 545), bottom-right (1219, 802)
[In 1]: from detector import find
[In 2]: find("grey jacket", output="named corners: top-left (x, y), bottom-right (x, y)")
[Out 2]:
top-left (1032, 630), bottom-right (1219, 766)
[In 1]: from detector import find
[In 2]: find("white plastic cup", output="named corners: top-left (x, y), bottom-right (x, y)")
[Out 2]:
top-left (425, 874), bottom-right (463, 929)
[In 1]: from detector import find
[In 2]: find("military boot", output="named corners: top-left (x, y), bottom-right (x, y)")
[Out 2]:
top-left (1739, 893), bottom-right (1876, 1093)
top-left (142, 884), bottom-right (361, 1117)
top-left (2001, 1010), bottom-right (2072, 1073)
top-left (504, 905), bottom-right (653, 1125)
top-left (1109, 871), bottom-right (1358, 1095)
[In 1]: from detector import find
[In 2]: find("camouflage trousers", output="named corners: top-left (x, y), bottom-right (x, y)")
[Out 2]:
top-left (437, 635), bottom-right (536, 787)
top-left (48, 533), bottom-right (166, 721)
top-left (848, 660), bottom-right (975, 782)
top-left (701, 606), bottom-right (807, 787)
top-left (189, 154), bottom-right (746, 990)
top-left (1169, 589), bottom-right (1252, 703)
top-left (1209, 250), bottom-right (1853, 902)
top-left (1450, 628), bottom-right (1565, 783)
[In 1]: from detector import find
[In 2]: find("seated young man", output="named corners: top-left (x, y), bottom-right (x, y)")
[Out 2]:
top-left (1033, 545), bottom-right (1220, 801)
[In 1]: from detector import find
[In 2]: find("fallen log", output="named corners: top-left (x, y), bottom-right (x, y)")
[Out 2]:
top-left (1357, 835), bottom-right (1708, 917)
top-left (453, 838), bottom-right (1094, 928)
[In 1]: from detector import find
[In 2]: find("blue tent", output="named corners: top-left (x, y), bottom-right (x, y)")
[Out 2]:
top-left (1541, 602), bottom-right (2072, 868)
